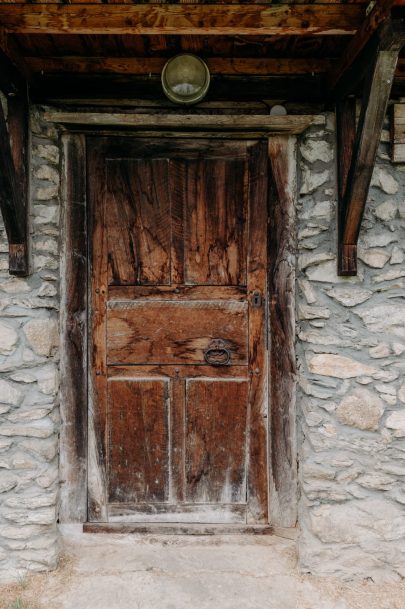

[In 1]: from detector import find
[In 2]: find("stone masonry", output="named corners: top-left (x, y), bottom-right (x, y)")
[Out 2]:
top-left (297, 111), bottom-right (405, 581)
top-left (0, 104), bottom-right (404, 582)
top-left (0, 103), bottom-right (60, 581)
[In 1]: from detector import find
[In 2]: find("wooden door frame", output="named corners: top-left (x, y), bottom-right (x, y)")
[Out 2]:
top-left (59, 127), bottom-right (298, 533)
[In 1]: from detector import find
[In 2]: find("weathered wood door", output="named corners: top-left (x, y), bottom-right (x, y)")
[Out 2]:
top-left (88, 137), bottom-right (269, 525)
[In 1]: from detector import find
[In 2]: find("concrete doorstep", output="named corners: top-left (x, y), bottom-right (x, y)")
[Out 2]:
top-left (1, 526), bottom-right (405, 609)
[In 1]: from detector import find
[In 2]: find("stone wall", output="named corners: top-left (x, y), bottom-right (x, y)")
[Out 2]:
top-left (297, 112), bottom-right (405, 581)
top-left (0, 105), bottom-right (404, 582)
top-left (0, 104), bottom-right (60, 581)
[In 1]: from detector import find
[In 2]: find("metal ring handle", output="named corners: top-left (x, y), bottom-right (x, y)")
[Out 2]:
top-left (203, 340), bottom-right (231, 366)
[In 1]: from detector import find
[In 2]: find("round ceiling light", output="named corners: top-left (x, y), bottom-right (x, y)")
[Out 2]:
top-left (161, 54), bottom-right (210, 105)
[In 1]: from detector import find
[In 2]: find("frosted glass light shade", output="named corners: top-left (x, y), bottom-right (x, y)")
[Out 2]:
top-left (162, 54), bottom-right (210, 105)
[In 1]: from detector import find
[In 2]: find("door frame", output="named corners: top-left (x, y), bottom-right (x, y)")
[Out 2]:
top-left (58, 126), bottom-right (298, 533)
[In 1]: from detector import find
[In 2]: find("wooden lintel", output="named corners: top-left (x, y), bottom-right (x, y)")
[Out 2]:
top-left (0, 4), bottom-right (363, 36)
top-left (43, 112), bottom-right (324, 135)
top-left (337, 37), bottom-right (402, 276)
top-left (0, 92), bottom-right (29, 275)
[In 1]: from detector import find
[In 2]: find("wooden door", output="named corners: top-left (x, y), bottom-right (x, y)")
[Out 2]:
top-left (88, 137), bottom-right (269, 526)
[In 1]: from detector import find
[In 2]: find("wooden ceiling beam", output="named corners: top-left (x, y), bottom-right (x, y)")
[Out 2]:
top-left (25, 56), bottom-right (332, 76)
top-left (0, 4), bottom-right (363, 36)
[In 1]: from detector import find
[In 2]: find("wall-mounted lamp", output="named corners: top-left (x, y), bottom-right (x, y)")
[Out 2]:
top-left (161, 54), bottom-right (210, 105)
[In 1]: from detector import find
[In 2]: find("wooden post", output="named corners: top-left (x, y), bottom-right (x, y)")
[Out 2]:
top-left (59, 133), bottom-right (88, 523)
top-left (268, 136), bottom-right (297, 529)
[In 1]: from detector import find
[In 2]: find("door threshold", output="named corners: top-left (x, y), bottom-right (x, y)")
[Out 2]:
top-left (83, 523), bottom-right (274, 535)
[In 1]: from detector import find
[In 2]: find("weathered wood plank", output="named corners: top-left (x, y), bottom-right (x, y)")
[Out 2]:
top-left (108, 285), bottom-right (247, 301)
top-left (108, 379), bottom-right (170, 504)
top-left (106, 301), bottom-right (248, 365)
top-left (83, 523), bottom-right (274, 535)
top-left (185, 379), bottom-right (249, 504)
top-left (336, 97), bottom-right (356, 275)
top-left (88, 138), bottom-right (109, 522)
top-left (268, 136), bottom-right (297, 529)
top-left (43, 112), bottom-right (325, 134)
top-left (0, 94), bottom-right (28, 275)
top-left (108, 364), bottom-right (248, 380)
top-left (26, 56), bottom-right (332, 76)
top-left (0, 5), bottom-right (363, 36)
top-left (59, 133), bottom-right (87, 523)
top-left (246, 141), bottom-right (268, 524)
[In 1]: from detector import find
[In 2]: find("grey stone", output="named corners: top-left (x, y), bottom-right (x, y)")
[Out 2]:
top-left (358, 248), bottom-right (390, 268)
top-left (35, 185), bottom-right (59, 201)
top-left (371, 167), bottom-right (399, 194)
top-left (35, 144), bottom-right (59, 164)
top-left (357, 473), bottom-right (395, 490)
top-left (374, 200), bottom-right (398, 221)
top-left (336, 388), bottom-right (384, 431)
top-left (0, 322), bottom-right (18, 354)
top-left (368, 343), bottom-right (390, 358)
top-left (398, 383), bottom-right (405, 403)
top-left (326, 286), bottom-right (372, 307)
top-left (307, 354), bottom-right (377, 379)
top-left (355, 304), bottom-right (405, 339)
top-left (298, 304), bottom-right (330, 320)
top-left (386, 412), bottom-right (405, 437)
top-left (34, 165), bottom-right (60, 185)
top-left (390, 246), bottom-right (404, 265)
top-left (0, 379), bottom-right (23, 405)
top-left (300, 167), bottom-right (329, 194)
top-left (23, 319), bottom-right (58, 356)
top-left (297, 279), bottom-right (316, 304)
top-left (300, 139), bottom-right (333, 163)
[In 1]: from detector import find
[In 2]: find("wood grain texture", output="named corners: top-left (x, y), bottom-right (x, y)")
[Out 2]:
top-left (268, 136), bottom-right (297, 528)
top-left (44, 112), bottom-right (325, 134)
top-left (88, 140), bottom-right (109, 521)
top-left (89, 136), bottom-right (269, 526)
top-left (108, 379), bottom-right (169, 503)
top-left (59, 133), bottom-right (87, 523)
top-left (183, 158), bottom-right (247, 285)
top-left (83, 523), bottom-right (274, 535)
top-left (26, 55), bottom-right (333, 76)
top-left (185, 380), bottom-right (249, 504)
top-left (106, 159), bottom-right (171, 285)
top-left (0, 5), bottom-right (363, 36)
top-left (246, 141), bottom-right (268, 524)
top-left (336, 98), bottom-right (356, 275)
top-left (106, 301), bottom-right (248, 365)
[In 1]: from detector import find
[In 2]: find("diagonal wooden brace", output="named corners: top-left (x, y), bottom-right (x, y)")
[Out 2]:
top-left (336, 21), bottom-right (404, 276)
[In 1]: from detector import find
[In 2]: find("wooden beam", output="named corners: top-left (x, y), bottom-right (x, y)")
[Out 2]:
top-left (59, 133), bottom-right (88, 524)
top-left (0, 4), bottom-right (363, 36)
top-left (338, 42), bottom-right (401, 275)
top-left (328, 0), bottom-right (395, 93)
top-left (268, 136), bottom-right (297, 528)
top-left (43, 111), bottom-right (324, 134)
top-left (0, 95), bottom-right (28, 275)
top-left (336, 97), bottom-right (356, 275)
top-left (26, 56), bottom-right (332, 76)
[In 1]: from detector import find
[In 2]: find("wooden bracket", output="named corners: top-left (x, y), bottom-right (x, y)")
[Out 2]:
top-left (335, 20), bottom-right (404, 275)
top-left (0, 80), bottom-right (29, 275)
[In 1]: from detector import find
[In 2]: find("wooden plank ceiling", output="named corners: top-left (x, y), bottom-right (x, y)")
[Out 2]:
top-left (0, 1), bottom-right (403, 102)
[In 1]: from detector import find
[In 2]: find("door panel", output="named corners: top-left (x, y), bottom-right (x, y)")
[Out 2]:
top-left (108, 379), bottom-right (169, 504)
top-left (106, 300), bottom-right (248, 365)
top-left (88, 137), bottom-right (269, 525)
top-left (106, 159), bottom-right (171, 286)
top-left (185, 379), bottom-right (249, 504)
